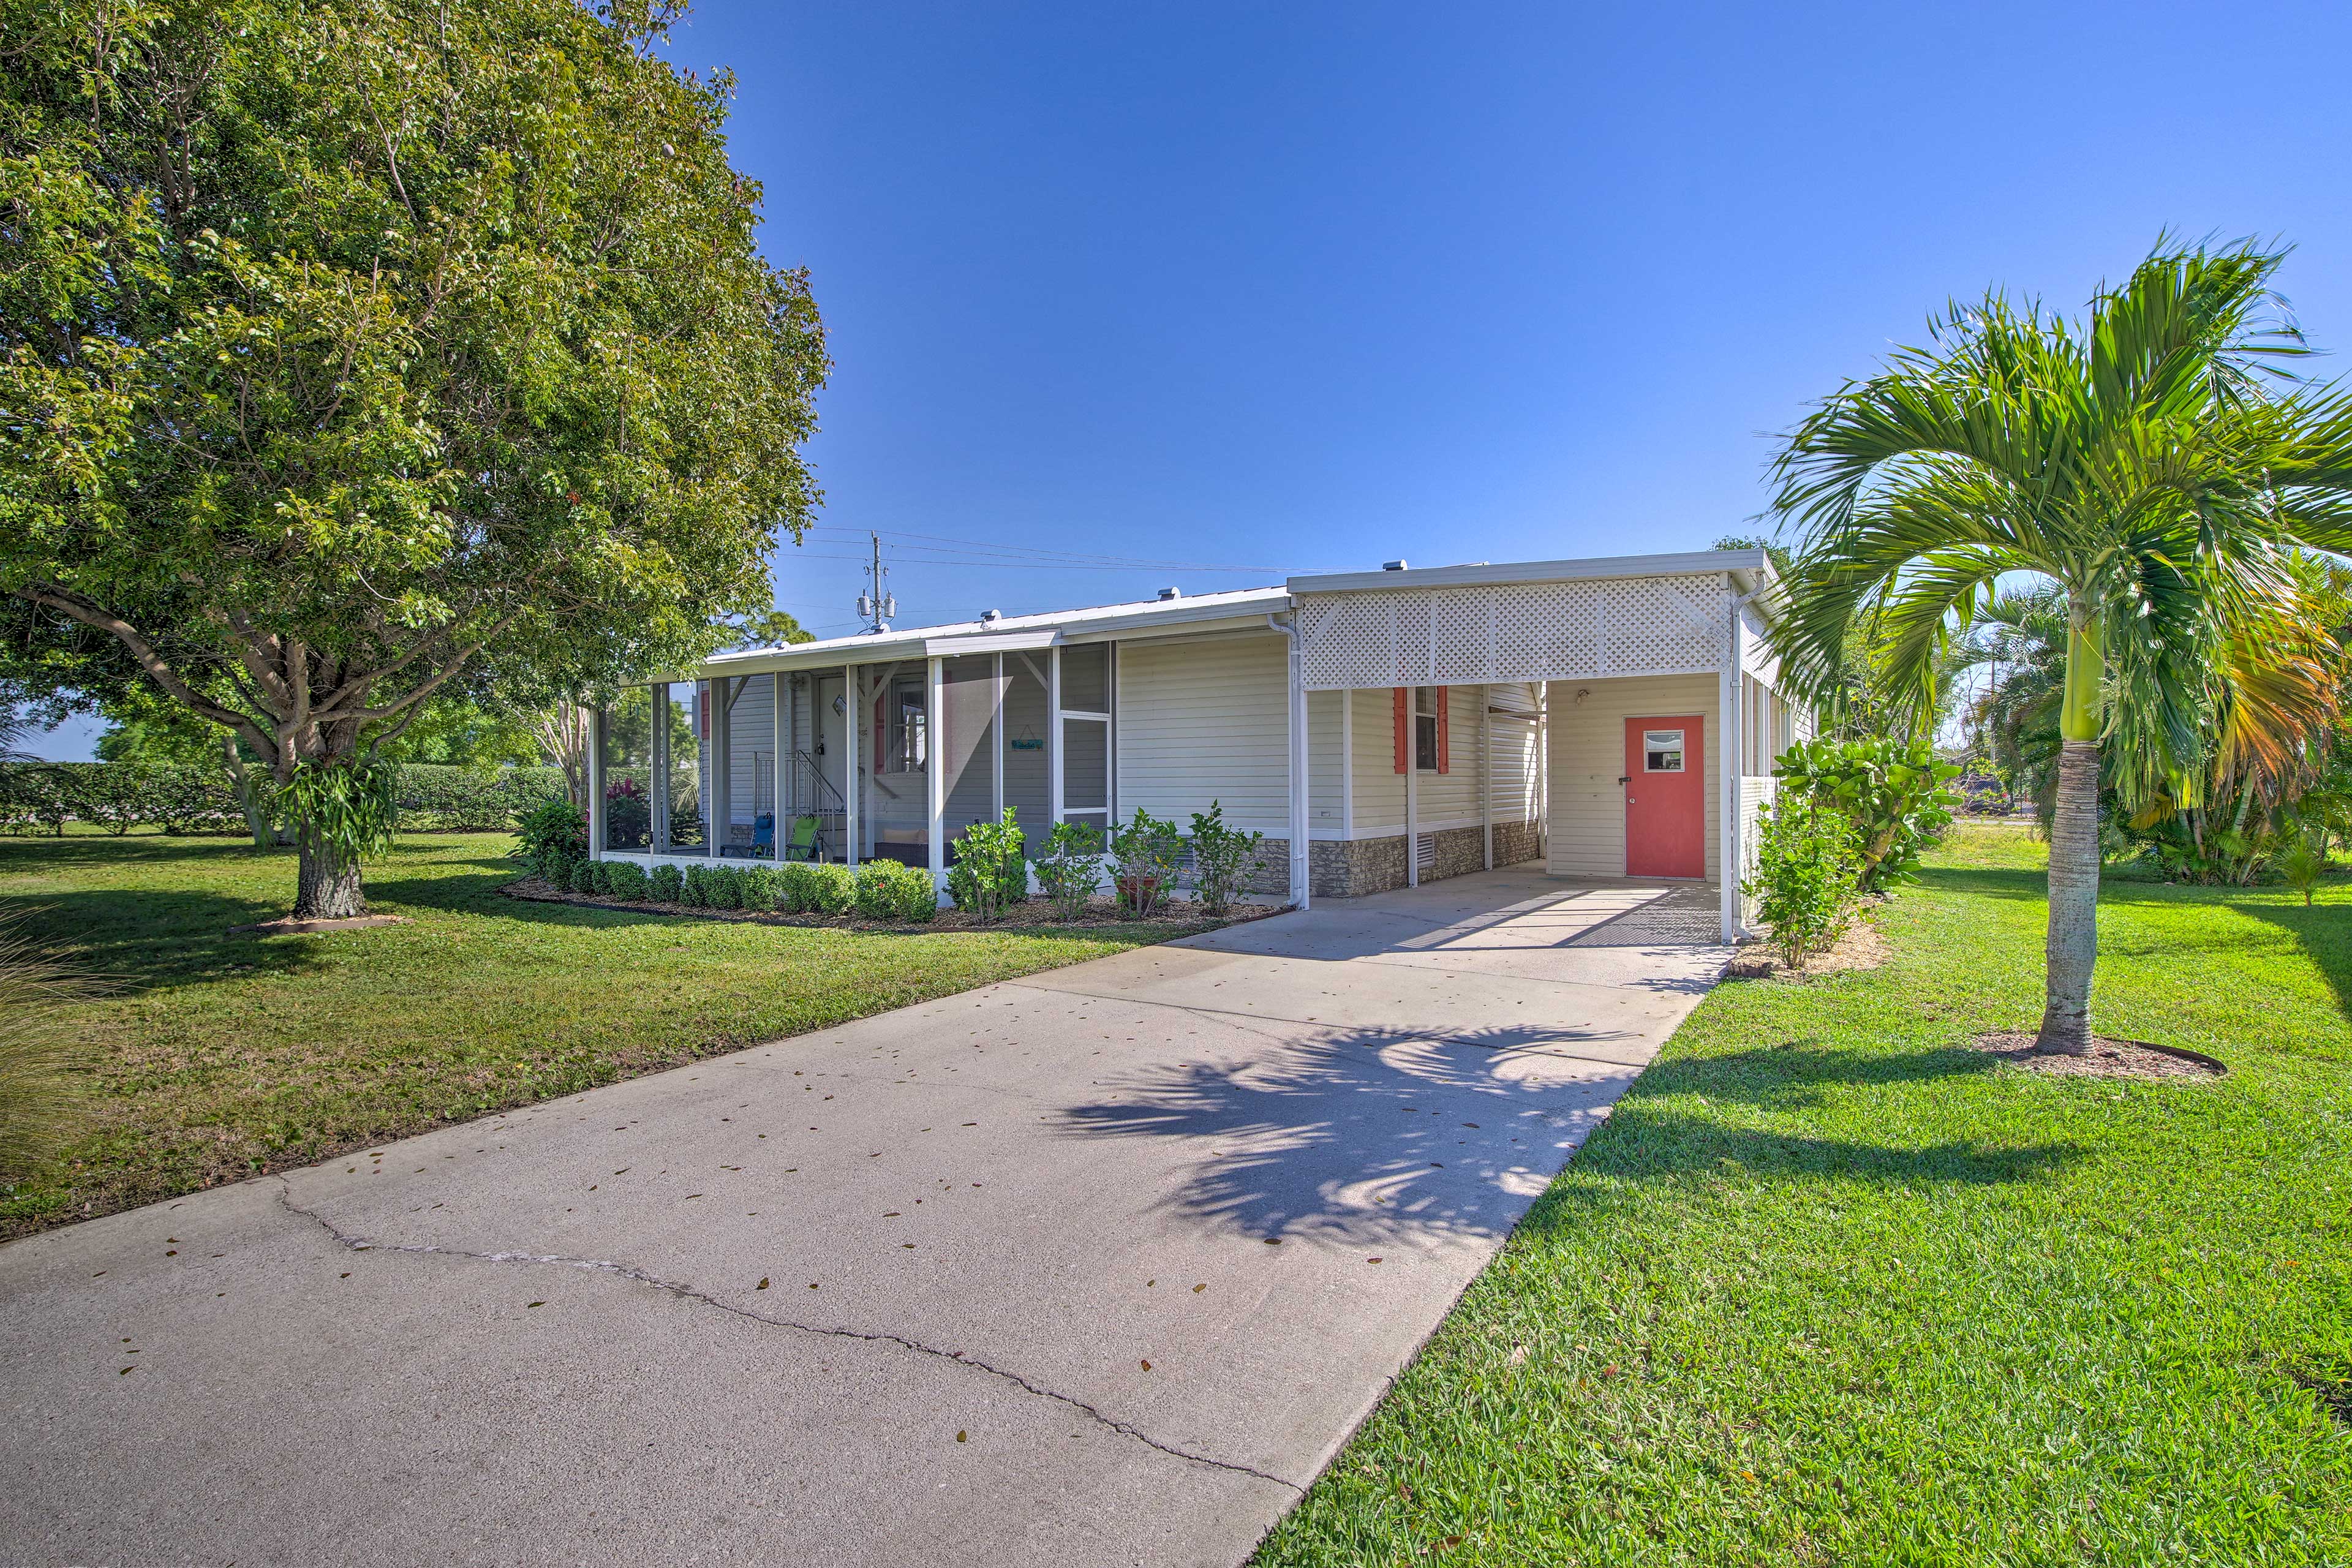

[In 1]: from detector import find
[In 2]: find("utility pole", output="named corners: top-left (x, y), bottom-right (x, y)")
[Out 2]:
top-left (854, 531), bottom-right (896, 634)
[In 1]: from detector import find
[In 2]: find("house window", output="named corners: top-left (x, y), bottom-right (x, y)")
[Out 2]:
top-left (1643, 728), bottom-right (1686, 772)
top-left (890, 677), bottom-right (927, 772)
top-left (1415, 687), bottom-right (1439, 772)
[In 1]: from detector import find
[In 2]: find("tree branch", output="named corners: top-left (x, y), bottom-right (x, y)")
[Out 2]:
top-left (12, 584), bottom-right (279, 761)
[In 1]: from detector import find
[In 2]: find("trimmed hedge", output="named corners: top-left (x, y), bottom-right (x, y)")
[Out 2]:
top-left (0, 760), bottom-right (567, 836)
top-left (392, 764), bottom-right (568, 832)
top-left (785, 862), bottom-right (856, 916)
top-left (552, 854), bottom-right (935, 924)
top-left (855, 859), bottom-right (938, 922)
top-left (0, 762), bottom-right (241, 836)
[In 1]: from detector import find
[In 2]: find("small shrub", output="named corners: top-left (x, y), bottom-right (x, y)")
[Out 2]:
top-left (567, 859), bottom-right (597, 894)
top-left (1186, 801), bottom-right (1265, 916)
top-left (2277, 840), bottom-right (2329, 907)
top-left (516, 796), bottom-right (589, 880)
top-left (649, 863), bottom-right (684, 903)
top-left (803, 862), bottom-right (857, 916)
top-left (948, 808), bottom-right (1028, 920)
top-left (605, 861), bottom-right (649, 901)
top-left (679, 865), bottom-right (710, 908)
top-left (856, 860), bottom-right (937, 922)
top-left (1775, 736), bottom-right (1959, 894)
top-left (706, 865), bottom-right (744, 910)
top-left (1034, 820), bottom-right (1104, 921)
top-left (1744, 791), bottom-right (1860, 970)
top-left (584, 860), bottom-right (611, 895)
top-left (601, 775), bottom-right (653, 850)
top-left (1108, 807), bottom-right (1182, 916)
top-left (741, 865), bottom-right (781, 912)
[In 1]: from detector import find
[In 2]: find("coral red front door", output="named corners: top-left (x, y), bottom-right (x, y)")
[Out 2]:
top-left (1624, 715), bottom-right (1704, 878)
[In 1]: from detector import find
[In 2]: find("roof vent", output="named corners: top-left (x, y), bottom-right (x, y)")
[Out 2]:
top-left (979, 608), bottom-right (1001, 624)
top-left (1157, 586), bottom-right (1182, 601)
top-left (1382, 559), bottom-right (1408, 572)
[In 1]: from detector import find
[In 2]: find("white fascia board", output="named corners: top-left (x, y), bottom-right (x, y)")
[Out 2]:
top-left (1289, 549), bottom-right (1774, 595)
top-left (683, 587), bottom-right (1292, 680)
top-left (924, 628), bottom-right (1060, 657)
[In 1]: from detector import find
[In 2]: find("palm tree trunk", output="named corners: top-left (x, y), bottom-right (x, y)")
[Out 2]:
top-left (2037, 610), bottom-right (2105, 1055)
top-left (2036, 739), bottom-right (2100, 1053)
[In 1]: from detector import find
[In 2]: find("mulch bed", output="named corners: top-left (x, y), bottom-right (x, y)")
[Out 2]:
top-left (228, 914), bottom-right (410, 936)
top-left (1723, 919), bottom-right (1891, 981)
top-left (1969, 1030), bottom-right (2227, 1081)
top-left (501, 874), bottom-right (1287, 935)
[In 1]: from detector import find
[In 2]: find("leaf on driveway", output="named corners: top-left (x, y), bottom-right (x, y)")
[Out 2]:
top-left (756, 1278), bottom-right (770, 1290)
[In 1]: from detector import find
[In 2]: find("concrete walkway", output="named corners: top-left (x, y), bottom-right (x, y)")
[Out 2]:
top-left (0, 869), bottom-right (1727, 1567)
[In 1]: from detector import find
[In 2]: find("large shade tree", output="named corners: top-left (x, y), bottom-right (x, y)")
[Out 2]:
top-left (1768, 241), bottom-right (2352, 1053)
top-left (0, 0), bottom-right (827, 916)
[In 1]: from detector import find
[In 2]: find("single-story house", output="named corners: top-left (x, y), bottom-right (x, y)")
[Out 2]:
top-left (587, 548), bottom-right (1804, 941)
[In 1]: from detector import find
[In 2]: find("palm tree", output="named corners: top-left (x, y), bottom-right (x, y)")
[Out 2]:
top-left (1768, 240), bottom-right (2352, 1054)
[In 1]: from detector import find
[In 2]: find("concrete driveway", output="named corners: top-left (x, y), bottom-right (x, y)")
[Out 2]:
top-left (0, 869), bottom-right (1726, 1567)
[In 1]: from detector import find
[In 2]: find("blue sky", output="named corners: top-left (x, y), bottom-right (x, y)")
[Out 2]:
top-left (31, 0), bottom-right (2352, 756)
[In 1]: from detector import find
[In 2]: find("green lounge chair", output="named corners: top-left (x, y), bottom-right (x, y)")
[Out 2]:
top-left (783, 813), bottom-right (826, 862)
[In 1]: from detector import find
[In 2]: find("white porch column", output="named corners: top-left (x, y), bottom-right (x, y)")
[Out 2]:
top-left (650, 684), bottom-right (670, 856)
top-left (587, 705), bottom-right (606, 859)
top-left (1047, 645), bottom-right (1064, 826)
top-left (1404, 690), bottom-right (1419, 889)
top-left (843, 662), bottom-right (860, 867)
top-left (926, 655), bottom-right (947, 893)
top-left (775, 675), bottom-right (791, 846)
top-left (990, 652), bottom-right (1005, 820)
top-left (707, 679), bottom-right (731, 853)
top-left (1720, 595), bottom-right (1744, 944)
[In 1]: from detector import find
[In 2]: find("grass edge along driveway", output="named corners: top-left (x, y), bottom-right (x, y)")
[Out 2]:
top-left (1253, 823), bottom-right (2352, 1566)
top-left (0, 832), bottom-right (1196, 1238)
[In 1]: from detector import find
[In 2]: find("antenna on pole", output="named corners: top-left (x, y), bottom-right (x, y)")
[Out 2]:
top-left (855, 530), bottom-right (895, 633)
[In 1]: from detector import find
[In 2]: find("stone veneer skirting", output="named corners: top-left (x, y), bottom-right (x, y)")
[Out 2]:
top-left (1306, 820), bottom-right (1544, 899)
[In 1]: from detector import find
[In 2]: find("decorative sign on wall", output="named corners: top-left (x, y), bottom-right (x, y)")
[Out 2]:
top-left (1009, 726), bottom-right (1045, 752)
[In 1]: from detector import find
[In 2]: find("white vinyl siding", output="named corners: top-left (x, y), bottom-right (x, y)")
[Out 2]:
top-left (1485, 682), bottom-right (1542, 827)
top-left (1350, 687), bottom-right (1405, 831)
top-left (1114, 632), bottom-right (1291, 835)
top-left (1308, 689), bottom-right (1344, 834)
top-left (1545, 673), bottom-right (1720, 879)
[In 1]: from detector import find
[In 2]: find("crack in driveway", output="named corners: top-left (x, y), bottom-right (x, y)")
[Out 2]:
top-left (272, 1180), bottom-right (1300, 1494)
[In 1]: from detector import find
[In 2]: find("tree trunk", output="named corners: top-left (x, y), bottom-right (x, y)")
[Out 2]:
top-left (222, 733), bottom-right (277, 849)
top-left (293, 821), bottom-right (366, 919)
top-left (2036, 737), bottom-right (2100, 1054)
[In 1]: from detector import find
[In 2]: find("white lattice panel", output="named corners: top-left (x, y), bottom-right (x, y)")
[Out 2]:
top-left (1296, 571), bottom-right (1732, 690)
top-left (1393, 595), bottom-right (1433, 685)
top-left (1431, 589), bottom-right (1492, 684)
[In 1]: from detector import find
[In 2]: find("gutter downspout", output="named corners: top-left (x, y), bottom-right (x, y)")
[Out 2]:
top-left (1268, 612), bottom-right (1312, 910)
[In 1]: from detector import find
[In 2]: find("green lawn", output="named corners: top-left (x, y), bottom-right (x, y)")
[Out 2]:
top-left (0, 832), bottom-right (1177, 1238)
top-left (1257, 823), bottom-right (2352, 1566)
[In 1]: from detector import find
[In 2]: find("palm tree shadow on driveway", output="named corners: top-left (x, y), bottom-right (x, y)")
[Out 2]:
top-left (1050, 1024), bottom-right (2078, 1249)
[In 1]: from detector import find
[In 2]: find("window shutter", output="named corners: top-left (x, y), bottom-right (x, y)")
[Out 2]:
top-left (873, 691), bottom-right (885, 772)
top-left (1435, 685), bottom-right (1450, 774)
top-left (1392, 687), bottom-right (1408, 774)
